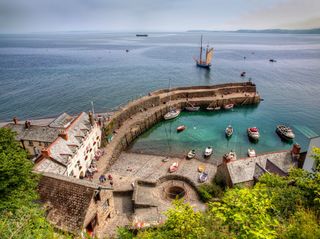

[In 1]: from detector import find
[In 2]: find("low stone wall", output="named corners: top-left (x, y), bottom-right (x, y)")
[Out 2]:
top-left (151, 82), bottom-right (256, 95)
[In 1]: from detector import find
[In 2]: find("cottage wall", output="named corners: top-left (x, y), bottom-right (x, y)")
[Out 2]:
top-left (67, 125), bottom-right (102, 178)
top-left (83, 190), bottom-right (115, 237)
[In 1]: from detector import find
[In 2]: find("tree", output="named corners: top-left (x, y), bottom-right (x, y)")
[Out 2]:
top-left (135, 200), bottom-right (206, 239)
top-left (0, 128), bottom-right (55, 239)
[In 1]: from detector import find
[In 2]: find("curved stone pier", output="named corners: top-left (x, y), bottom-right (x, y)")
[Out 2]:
top-left (94, 82), bottom-right (260, 180)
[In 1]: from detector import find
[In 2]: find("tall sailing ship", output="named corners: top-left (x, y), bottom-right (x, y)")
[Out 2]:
top-left (194, 35), bottom-right (214, 69)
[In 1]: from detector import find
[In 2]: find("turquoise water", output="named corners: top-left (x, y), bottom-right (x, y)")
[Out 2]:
top-left (129, 106), bottom-right (317, 160)
top-left (0, 32), bottom-right (319, 157)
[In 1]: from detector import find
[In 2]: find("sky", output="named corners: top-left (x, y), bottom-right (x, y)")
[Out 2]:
top-left (0, 0), bottom-right (319, 33)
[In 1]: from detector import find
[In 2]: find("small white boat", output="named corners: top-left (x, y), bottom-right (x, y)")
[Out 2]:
top-left (176, 125), bottom-right (186, 132)
top-left (185, 105), bottom-right (200, 112)
top-left (206, 105), bottom-right (220, 111)
top-left (225, 125), bottom-right (233, 137)
top-left (164, 109), bottom-right (181, 120)
top-left (223, 151), bottom-right (237, 161)
top-left (199, 172), bottom-right (208, 183)
top-left (204, 146), bottom-right (213, 157)
top-left (276, 125), bottom-right (295, 140)
top-left (187, 149), bottom-right (196, 159)
top-left (169, 162), bottom-right (179, 173)
top-left (247, 127), bottom-right (260, 140)
top-left (248, 148), bottom-right (256, 157)
top-left (224, 104), bottom-right (234, 110)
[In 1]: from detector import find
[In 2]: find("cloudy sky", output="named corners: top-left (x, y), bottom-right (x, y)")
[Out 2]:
top-left (0, 0), bottom-right (319, 33)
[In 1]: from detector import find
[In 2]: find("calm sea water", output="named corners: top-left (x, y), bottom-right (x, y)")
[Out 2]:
top-left (0, 32), bottom-right (319, 157)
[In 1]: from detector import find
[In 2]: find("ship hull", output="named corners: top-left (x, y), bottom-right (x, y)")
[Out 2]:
top-left (196, 62), bottom-right (211, 69)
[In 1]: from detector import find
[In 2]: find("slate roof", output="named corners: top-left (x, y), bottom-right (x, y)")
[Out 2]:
top-left (227, 151), bottom-right (294, 185)
top-left (34, 112), bottom-right (94, 175)
top-left (5, 123), bottom-right (60, 142)
top-left (49, 113), bottom-right (74, 128)
top-left (38, 172), bottom-right (100, 233)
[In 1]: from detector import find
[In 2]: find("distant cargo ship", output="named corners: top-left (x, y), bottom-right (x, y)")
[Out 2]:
top-left (136, 34), bottom-right (148, 37)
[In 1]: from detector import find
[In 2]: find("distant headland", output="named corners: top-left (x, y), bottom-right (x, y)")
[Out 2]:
top-left (188, 28), bottom-right (320, 34)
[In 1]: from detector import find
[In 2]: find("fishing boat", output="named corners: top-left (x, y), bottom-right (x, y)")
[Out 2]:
top-left (177, 125), bottom-right (186, 132)
top-left (185, 105), bottom-right (200, 112)
top-left (199, 172), bottom-right (208, 183)
top-left (247, 148), bottom-right (256, 157)
top-left (187, 149), bottom-right (196, 159)
top-left (194, 35), bottom-right (214, 69)
top-left (169, 162), bottom-right (179, 173)
top-left (198, 164), bottom-right (205, 172)
top-left (247, 127), bottom-right (260, 141)
top-left (225, 125), bottom-right (233, 137)
top-left (204, 146), bottom-right (213, 157)
top-left (164, 79), bottom-right (181, 120)
top-left (276, 125), bottom-right (295, 140)
top-left (224, 104), bottom-right (234, 110)
top-left (223, 151), bottom-right (237, 161)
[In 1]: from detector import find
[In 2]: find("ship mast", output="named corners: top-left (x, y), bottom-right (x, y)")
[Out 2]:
top-left (199, 35), bottom-right (203, 63)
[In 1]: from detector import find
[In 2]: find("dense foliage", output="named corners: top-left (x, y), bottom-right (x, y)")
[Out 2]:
top-left (0, 128), bottom-right (55, 239)
top-left (118, 148), bottom-right (320, 239)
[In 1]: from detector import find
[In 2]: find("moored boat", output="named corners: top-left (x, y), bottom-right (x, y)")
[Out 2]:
top-left (276, 125), bottom-right (295, 140)
top-left (224, 104), bottom-right (234, 110)
top-left (247, 127), bottom-right (260, 140)
top-left (177, 125), bottom-right (186, 132)
top-left (225, 125), bottom-right (233, 137)
top-left (199, 172), bottom-right (208, 183)
top-left (164, 79), bottom-right (181, 120)
top-left (198, 164), bottom-right (205, 172)
top-left (169, 162), bottom-right (179, 173)
top-left (248, 148), bottom-right (256, 157)
top-left (185, 105), bottom-right (200, 112)
top-left (204, 146), bottom-right (213, 157)
top-left (187, 149), bottom-right (196, 159)
top-left (223, 151), bottom-right (237, 162)
top-left (164, 109), bottom-right (181, 120)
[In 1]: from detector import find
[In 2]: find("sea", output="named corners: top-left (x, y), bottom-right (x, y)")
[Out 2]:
top-left (0, 32), bottom-right (319, 158)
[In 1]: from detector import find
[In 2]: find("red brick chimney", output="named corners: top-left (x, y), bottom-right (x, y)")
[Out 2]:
top-left (41, 148), bottom-right (51, 157)
top-left (13, 117), bottom-right (18, 124)
top-left (59, 130), bottom-right (68, 141)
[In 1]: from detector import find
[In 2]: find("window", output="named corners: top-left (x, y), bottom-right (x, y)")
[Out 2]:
top-left (94, 190), bottom-right (101, 202)
top-left (28, 141), bottom-right (33, 146)
top-left (102, 199), bottom-right (109, 209)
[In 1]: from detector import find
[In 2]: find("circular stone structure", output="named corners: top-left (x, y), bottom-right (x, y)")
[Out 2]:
top-left (166, 185), bottom-right (186, 200)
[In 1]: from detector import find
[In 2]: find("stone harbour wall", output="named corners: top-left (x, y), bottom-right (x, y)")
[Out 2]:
top-left (101, 82), bottom-right (260, 172)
